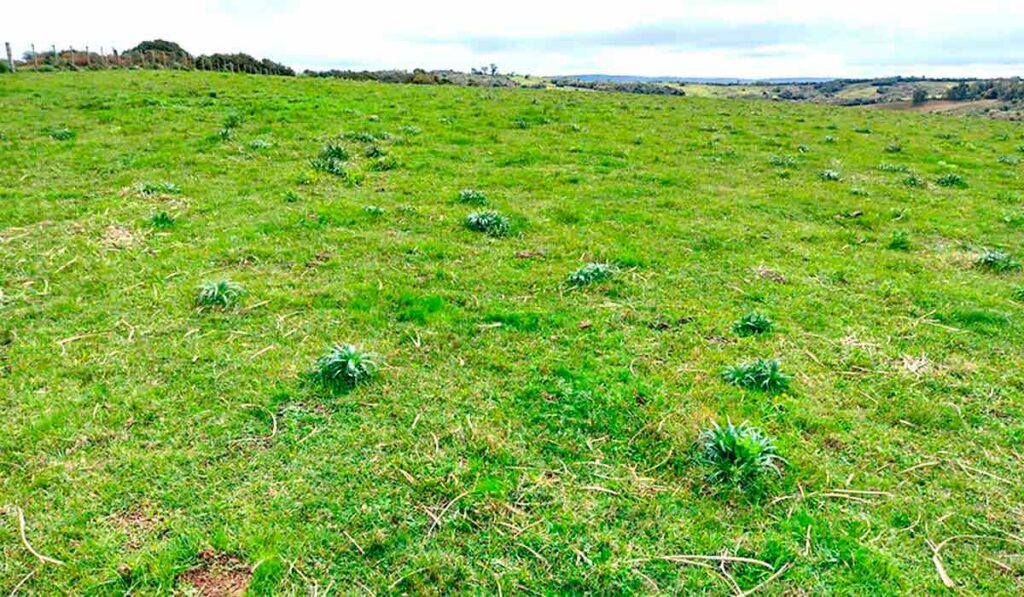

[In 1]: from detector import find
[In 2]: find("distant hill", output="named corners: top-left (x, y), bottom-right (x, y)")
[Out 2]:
top-left (562, 74), bottom-right (836, 85)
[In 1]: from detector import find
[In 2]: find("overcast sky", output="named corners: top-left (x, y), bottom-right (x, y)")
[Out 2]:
top-left (6, 0), bottom-right (1024, 78)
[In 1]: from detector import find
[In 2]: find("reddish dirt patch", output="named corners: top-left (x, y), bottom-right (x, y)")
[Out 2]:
top-left (179, 550), bottom-right (251, 597)
top-left (108, 504), bottom-right (163, 549)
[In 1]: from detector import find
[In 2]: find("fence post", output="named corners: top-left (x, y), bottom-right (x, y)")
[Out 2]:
top-left (31, 43), bottom-right (38, 67)
top-left (5, 42), bottom-right (15, 72)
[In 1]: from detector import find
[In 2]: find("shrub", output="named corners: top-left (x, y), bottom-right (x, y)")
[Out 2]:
top-left (249, 139), bottom-right (272, 150)
top-left (723, 358), bottom-right (791, 393)
top-left (733, 312), bottom-right (773, 336)
top-left (698, 420), bottom-right (784, 485)
top-left (363, 205), bottom-right (385, 216)
top-left (312, 344), bottom-right (379, 388)
top-left (150, 212), bottom-right (175, 229)
top-left (567, 263), bottom-right (616, 287)
top-left (196, 280), bottom-right (244, 309)
top-left (819, 169), bottom-right (841, 181)
top-left (884, 142), bottom-right (903, 153)
top-left (457, 189), bottom-right (489, 205)
top-left (974, 250), bottom-right (1021, 272)
top-left (1012, 286), bottom-right (1024, 301)
top-left (936, 173), bottom-right (966, 188)
top-left (464, 211), bottom-right (510, 237)
top-left (364, 145), bottom-right (388, 158)
top-left (911, 87), bottom-right (928, 105)
top-left (886, 230), bottom-right (911, 251)
top-left (50, 126), bottom-right (75, 141)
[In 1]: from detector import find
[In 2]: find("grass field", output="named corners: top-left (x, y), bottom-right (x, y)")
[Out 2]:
top-left (2, 70), bottom-right (1024, 594)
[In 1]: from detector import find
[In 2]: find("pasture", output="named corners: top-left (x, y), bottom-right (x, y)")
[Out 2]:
top-left (1, 71), bottom-right (1023, 594)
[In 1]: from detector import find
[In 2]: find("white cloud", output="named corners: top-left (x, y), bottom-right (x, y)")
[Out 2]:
top-left (5, 0), bottom-right (1023, 77)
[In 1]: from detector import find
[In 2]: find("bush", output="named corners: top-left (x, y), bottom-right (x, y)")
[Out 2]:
top-left (567, 263), bottom-right (616, 287)
top-left (903, 174), bottom-right (924, 187)
top-left (457, 189), bottom-right (488, 205)
top-left (698, 420), bottom-right (785, 485)
top-left (733, 312), bottom-right (773, 336)
top-left (196, 280), bottom-right (244, 309)
top-left (723, 358), bottom-right (791, 393)
top-left (911, 87), bottom-right (928, 105)
top-left (464, 211), bottom-right (510, 237)
top-left (312, 344), bottom-right (379, 388)
top-left (819, 169), bottom-right (841, 181)
top-left (974, 250), bottom-right (1020, 272)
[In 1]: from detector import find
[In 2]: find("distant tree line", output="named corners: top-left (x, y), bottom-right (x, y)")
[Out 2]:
top-left (13, 40), bottom-right (294, 76)
top-left (550, 78), bottom-right (685, 96)
top-left (302, 68), bottom-right (521, 87)
top-left (945, 79), bottom-right (1024, 101)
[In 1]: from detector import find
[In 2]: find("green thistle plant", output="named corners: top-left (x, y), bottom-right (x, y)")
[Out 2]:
top-left (723, 358), bottom-right (791, 393)
top-left (974, 250), bottom-right (1020, 272)
top-left (733, 312), bottom-right (773, 337)
top-left (457, 189), bottom-right (489, 206)
top-left (465, 211), bottom-right (510, 237)
top-left (312, 344), bottom-right (379, 389)
top-left (196, 280), bottom-right (244, 309)
top-left (698, 420), bottom-right (785, 484)
top-left (936, 173), bottom-right (966, 188)
top-left (567, 263), bottom-right (616, 287)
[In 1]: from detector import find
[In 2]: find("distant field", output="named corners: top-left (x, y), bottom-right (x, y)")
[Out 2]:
top-left (2, 71), bottom-right (1024, 594)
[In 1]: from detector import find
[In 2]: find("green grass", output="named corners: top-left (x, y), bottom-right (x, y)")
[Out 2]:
top-left (1, 70), bottom-right (1023, 594)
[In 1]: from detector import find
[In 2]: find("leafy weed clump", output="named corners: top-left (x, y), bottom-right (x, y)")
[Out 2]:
top-left (699, 420), bottom-right (785, 485)
top-left (974, 250), bottom-right (1021, 272)
top-left (320, 142), bottom-right (349, 160)
top-left (312, 344), bottom-right (379, 389)
top-left (768, 155), bottom-right (796, 168)
top-left (50, 126), bottom-right (76, 141)
top-left (723, 358), bottom-right (791, 393)
top-left (903, 174), bottom-right (925, 187)
top-left (878, 163), bottom-right (909, 173)
top-left (150, 212), bottom-right (176, 229)
top-left (196, 280), bottom-right (244, 309)
top-left (936, 173), bottom-right (966, 188)
top-left (464, 211), bottom-right (510, 237)
top-left (457, 189), bottom-right (489, 206)
top-left (567, 263), bottom-right (616, 287)
top-left (733, 312), bottom-right (773, 336)
top-left (249, 139), bottom-right (272, 150)
top-left (886, 230), bottom-right (911, 251)
top-left (137, 182), bottom-right (181, 196)
top-left (884, 141), bottom-right (903, 153)
top-left (819, 169), bottom-right (841, 181)
top-left (1011, 286), bottom-right (1024, 301)
top-left (369, 155), bottom-right (399, 171)
top-left (344, 131), bottom-right (377, 143)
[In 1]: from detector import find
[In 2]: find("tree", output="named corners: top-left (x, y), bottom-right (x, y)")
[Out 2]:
top-left (911, 87), bottom-right (928, 105)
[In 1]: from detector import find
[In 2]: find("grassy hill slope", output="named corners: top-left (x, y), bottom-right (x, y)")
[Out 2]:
top-left (1, 71), bottom-right (1023, 594)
